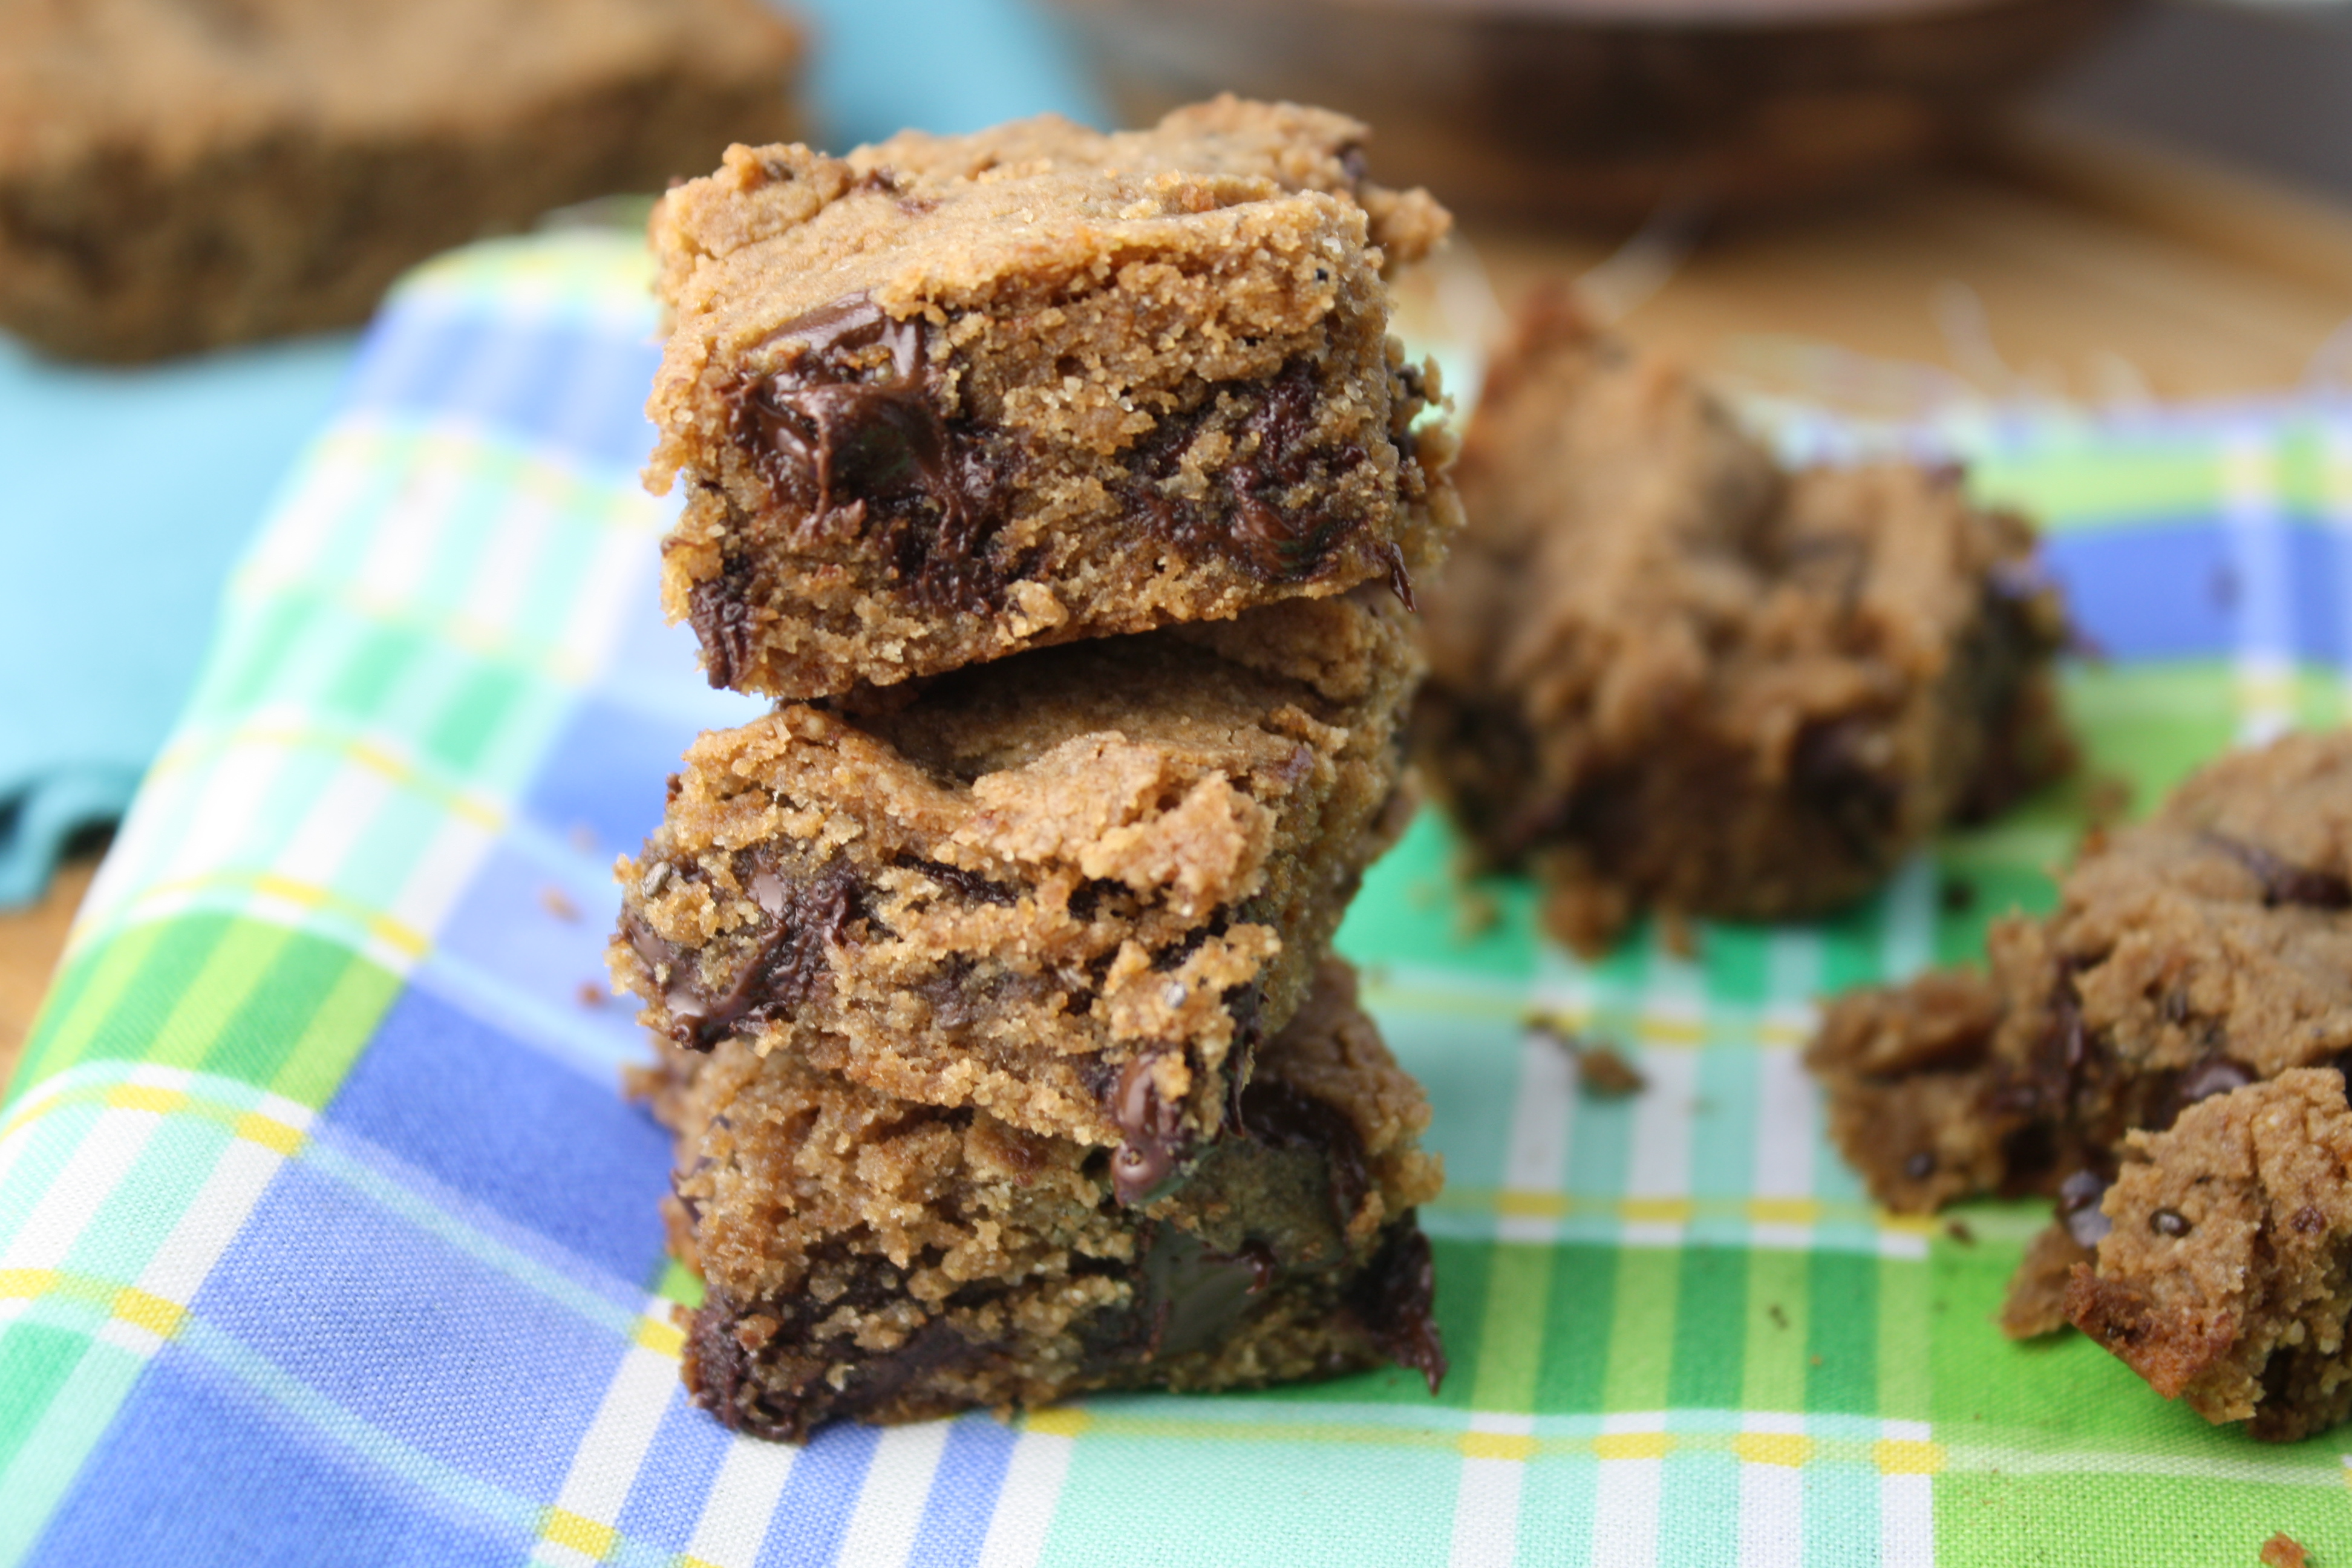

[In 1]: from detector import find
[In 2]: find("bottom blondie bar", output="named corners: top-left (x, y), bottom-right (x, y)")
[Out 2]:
top-left (636, 955), bottom-right (1446, 1441)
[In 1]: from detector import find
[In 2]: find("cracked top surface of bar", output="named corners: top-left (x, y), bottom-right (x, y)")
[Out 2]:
top-left (610, 591), bottom-right (1419, 1198)
top-left (643, 96), bottom-right (1458, 699)
top-left (1808, 728), bottom-right (2352, 1215)
top-left (1416, 290), bottom-right (2070, 952)
top-left (639, 953), bottom-right (1445, 1442)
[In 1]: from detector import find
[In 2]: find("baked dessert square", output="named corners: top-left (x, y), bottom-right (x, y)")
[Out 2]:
top-left (1808, 728), bottom-right (2352, 1215)
top-left (638, 953), bottom-right (1447, 1441)
top-left (1416, 290), bottom-right (2071, 953)
top-left (2059, 1068), bottom-right (2352, 1442)
top-left (644, 96), bottom-right (1459, 699)
top-left (610, 590), bottom-right (1419, 1202)
top-left (1, 0), bottom-right (804, 362)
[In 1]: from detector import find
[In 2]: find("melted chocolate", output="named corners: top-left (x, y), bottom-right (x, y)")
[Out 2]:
top-left (632, 861), bottom-right (864, 1051)
top-left (707, 292), bottom-right (1015, 664)
top-left (685, 1282), bottom-right (980, 1443)
top-left (1789, 714), bottom-right (1901, 861)
top-left (2202, 832), bottom-right (2352, 910)
top-left (1126, 359), bottom-right (1374, 587)
top-left (2171, 1057), bottom-right (2254, 1118)
top-left (1345, 1220), bottom-right (1448, 1394)
top-left (1238, 1078), bottom-right (1371, 1235)
top-left (1108, 1054), bottom-right (1189, 1206)
top-left (1136, 1227), bottom-right (1278, 1360)
top-left (893, 853), bottom-right (1016, 906)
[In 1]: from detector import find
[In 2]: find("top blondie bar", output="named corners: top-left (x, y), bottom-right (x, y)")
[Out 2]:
top-left (645, 97), bottom-right (1459, 699)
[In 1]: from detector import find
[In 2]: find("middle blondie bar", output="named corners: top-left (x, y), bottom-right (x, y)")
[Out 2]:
top-left (612, 591), bottom-right (1418, 1203)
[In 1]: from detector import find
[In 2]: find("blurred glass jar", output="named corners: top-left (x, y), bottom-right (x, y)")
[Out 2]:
top-left (1043, 0), bottom-right (2135, 220)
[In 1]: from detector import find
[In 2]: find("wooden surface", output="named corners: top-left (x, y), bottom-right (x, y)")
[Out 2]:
top-left (3, 117), bottom-right (2350, 1093)
top-left (1, 857), bottom-right (97, 1092)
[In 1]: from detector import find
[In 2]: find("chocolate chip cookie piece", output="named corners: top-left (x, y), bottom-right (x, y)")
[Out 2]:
top-left (644, 96), bottom-right (1459, 700)
top-left (2060, 1068), bottom-right (2352, 1441)
top-left (0, 0), bottom-right (803, 361)
top-left (1808, 728), bottom-right (2352, 1216)
top-left (610, 590), bottom-right (1419, 1201)
top-left (1415, 290), bottom-right (2071, 953)
top-left (638, 954), bottom-right (1446, 1442)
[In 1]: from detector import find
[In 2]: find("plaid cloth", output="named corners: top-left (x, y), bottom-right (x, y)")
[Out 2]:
top-left (5, 227), bottom-right (2350, 1567)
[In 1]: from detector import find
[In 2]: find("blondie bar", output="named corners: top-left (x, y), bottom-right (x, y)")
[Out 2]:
top-left (611, 591), bottom-right (1418, 1202)
top-left (644, 97), bottom-right (1458, 699)
top-left (1417, 291), bottom-right (2070, 952)
top-left (1808, 729), bottom-right (2352, 1215)
top-left (1, 0), bottom-right (802, 361)
top-left (638, 954), bottom-right (1446, 1440)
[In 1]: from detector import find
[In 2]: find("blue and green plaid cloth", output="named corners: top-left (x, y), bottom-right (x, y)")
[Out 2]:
top-left (5, 227), bottom-right (2351, 1566)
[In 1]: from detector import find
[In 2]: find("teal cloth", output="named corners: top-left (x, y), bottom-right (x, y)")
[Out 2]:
top-left (0, 0), bottom-right (1102, 908)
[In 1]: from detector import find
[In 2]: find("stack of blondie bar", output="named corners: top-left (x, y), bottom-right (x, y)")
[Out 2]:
top-left (608, 99), bottom-right (1463, 1441)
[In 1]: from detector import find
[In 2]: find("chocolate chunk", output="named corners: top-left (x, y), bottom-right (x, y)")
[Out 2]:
top-left (2149, 1206), bottom-right (2191, 1238)
top-left (684, 1284), bottom-right (980, 1443)
top-left (1790, 714), bottom-right (1901, 858)
top-left (1238, 1078), bottom-right (1371, 1235)
top-left (2172, 1057), bottom-right (2253, 1116)
top-left (722, 292), bottom-right (1013, 616)
top-left (2203, 832), bottom-right (2352, 910)
top-left (1903, 1150), bottom-right (1936, 1181)
top-left (893, 853), bottom-right (1016, 906)
top-left (1128, 359), bottom-right (1371, 586)
top-left (1136, 1227), bottom-right (1278, 1360)
top-left (2294, 1204), bottom-right (2327, 1235)
top-left (1108, 1054), bottom-right (1189, 1206)
top-left (1345, 1219), bottom-right (1448, 1394)
top-left (685, 554), bottom-right (762, 691)
top-left (2059, 1168), bottom-right (2112, 1248)
top-left (661, 861), bottom-right (863, 1050)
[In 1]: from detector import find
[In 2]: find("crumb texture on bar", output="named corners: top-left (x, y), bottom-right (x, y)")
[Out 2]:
top-left (640, 955), bottom-right (1445, 1442)
top-left (1808, 728), bottom-right (2352, 1215)
top-left (1417, 289), bottom-right (2069, 952)
top-left (610, 593), bottom-right (1420, 1178)
top-left (643, 96), bottom-right (1459, 699)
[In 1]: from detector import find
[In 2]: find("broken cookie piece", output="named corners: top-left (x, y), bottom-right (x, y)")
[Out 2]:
top-left (645, 96), bottom-right (1459, 699)
top-left (1416, 289), bottom-right (2070, 953)
top-left (639, 954), bottom-right (1446, 1441)
top-left (2062, 1068), bottom-right (2352, 1441)
top-left (610, 591), bottom-right (1419, 1200)
top-left (1808, 728), bottom-right (2352, 1215)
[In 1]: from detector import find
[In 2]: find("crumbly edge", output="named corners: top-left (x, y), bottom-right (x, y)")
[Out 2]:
top-left (2062, 1069), bottom-right (2352, 1440)
top-left (1808, 729), bottom-right (2352, 1215)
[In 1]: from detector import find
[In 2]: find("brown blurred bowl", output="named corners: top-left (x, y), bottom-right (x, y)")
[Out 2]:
top-left (1044, 0), bottom-right (2136, 221)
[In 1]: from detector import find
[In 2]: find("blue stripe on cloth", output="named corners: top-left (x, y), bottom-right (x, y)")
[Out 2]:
top-left (183, 1160), bottom-right (627, 1501)
top-left (612, 1393), bottom-right (741, 1559)
top-left (31, 1350), bottom-right (531, 1567)
top-left (765, 1423), bottom-right (880, 1564)
top-left (340, 306), bottom-right (662, 475)
top-left (908, 1416), bottom-right (1021, 1568)
top-left (414, 834), bottom-right (648, 1085)
top-left (2042, 521), bottom-right (2251, 661)
top-left (321, 985), bottom-right (672, 1280)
